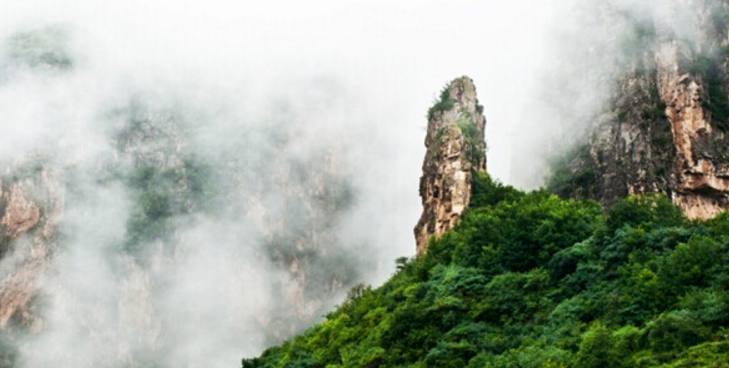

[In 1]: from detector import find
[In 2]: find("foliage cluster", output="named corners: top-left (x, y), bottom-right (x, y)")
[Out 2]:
top-left (123, 159), bottom-right (212, 254)
top-left (456, 113), bottom-right (484, 165)
top-left (427, 86), bottom-right (455, 121)
top-left (546, 145), bottom-right (597, 200)
top-left (687, 54), bottom-right (729, 131)
top-left (618, 17), bottom-right (657, 64)
top-left (6, 27), bottom-right (73, 70)
top-left (243, 173), bottom-right (729, 367)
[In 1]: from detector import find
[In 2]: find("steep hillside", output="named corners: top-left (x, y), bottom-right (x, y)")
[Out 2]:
top-left (242, 173), bottom-right (729, 367)
top-left (242, 72), bottom-right (729, 367)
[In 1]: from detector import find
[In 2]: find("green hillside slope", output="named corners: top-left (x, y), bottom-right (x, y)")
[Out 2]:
top-left (242, 174), bottom-right (729, 368)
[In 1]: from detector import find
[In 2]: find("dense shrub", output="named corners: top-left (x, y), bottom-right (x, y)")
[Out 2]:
top-left (427, 86), bottom-right (455, 121)
top-left (242, 175), bottom-right (729, 367)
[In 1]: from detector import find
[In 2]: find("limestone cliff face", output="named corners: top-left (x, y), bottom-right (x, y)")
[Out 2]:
top-left (0, 27), bottom-right (69, 334)
top-left (656, 42), bottom-right (729, 218)
top-left (415, 77), bottom-right (486, 255)
top-left (551, 3), bottom-right (729, 220)
top-left (0, 166), bottom-right (62, 331)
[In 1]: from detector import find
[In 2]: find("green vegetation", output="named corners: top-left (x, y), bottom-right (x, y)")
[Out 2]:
top-left (123, 158), bottom-right (212, 255)
top-left (427, 86), bottom-right (455, 121)
top-left (6, 27), bottom-right (73, 70)
top-left (456, 112), bottom-right (484, 165)
top-left (546, 144), bottom-right (596, 199)
top-left (686, 54), bottom-right (729, 131)
top-left (242, 173), bottom-right (729, 368)
top-left (0, 233), bottom-right (10, 259)
top-left (643, 79), bottom-right (668, 123)
top-left (0, 335), bottom-right (16, 368)
top-left (709, 3), bottom-right (729, 43)
top-left (619, 18), bottom-right (657, 64)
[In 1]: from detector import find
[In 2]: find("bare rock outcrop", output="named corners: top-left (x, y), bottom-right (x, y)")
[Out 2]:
top-left (551, 5), bottom-right (729, 220)
top-left (414, 77), bottom-right (486, 255)
top-left (0, 167), bottom-right (62, 330)
top-left (1, 184), bottom-right (41, 238)
top-left (656, 43), bottom-right (729, 218)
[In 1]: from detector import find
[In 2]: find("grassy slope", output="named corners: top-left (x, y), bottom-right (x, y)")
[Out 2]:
top-left (242, 174), bottom-right (729, 368)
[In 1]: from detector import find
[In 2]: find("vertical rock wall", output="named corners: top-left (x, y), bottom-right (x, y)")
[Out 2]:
top-left (0, 167), bottom-right (62, 331)
top-left (414, 77), bottom-right (487, 255)
top-left (551, 3), bottom-right (729, 220)
top-left (656, 42), bottom-right (729, 218)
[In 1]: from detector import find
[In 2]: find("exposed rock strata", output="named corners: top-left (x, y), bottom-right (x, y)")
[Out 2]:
top-left (551, 6), bottom-right (729, 220)
top-left (415, 77), bottom-right (487, 254)
top-left (0, 167), bottom-right (62, 330)
top-left (656, 43), bottom-right (729, 218)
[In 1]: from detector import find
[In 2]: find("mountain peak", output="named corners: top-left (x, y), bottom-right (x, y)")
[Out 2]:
top-left (414, 77), bottom-right (487, 255)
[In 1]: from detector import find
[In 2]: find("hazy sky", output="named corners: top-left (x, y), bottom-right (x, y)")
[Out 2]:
top-left (2, 0), bottom-right (561, 185)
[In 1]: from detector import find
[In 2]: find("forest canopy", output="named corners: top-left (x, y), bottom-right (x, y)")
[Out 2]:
top-left (242, 173), bottom-right (729, 368)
